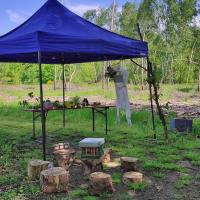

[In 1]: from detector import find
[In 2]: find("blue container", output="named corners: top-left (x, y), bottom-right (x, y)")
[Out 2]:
top-left (170, 118), bottom-right (193, 133)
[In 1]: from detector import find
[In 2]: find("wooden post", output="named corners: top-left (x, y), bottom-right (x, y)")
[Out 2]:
top-left (136, 23), bottom-right (156, 138)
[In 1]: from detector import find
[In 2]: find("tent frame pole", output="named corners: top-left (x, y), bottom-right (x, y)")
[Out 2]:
top-left (38, 51), bottom-right (46, 160)
top-left (62, 64), bottom-right (66, 128)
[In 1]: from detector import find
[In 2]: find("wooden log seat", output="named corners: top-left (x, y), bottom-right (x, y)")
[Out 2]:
top-left (120, 157), bottom-right (138, 171)
top-left (89, 172), bottom-right (115, 195)
top-left (40, 167), bottom-right (69, 193)
top-left (28, 159), bottom-right (50, 181)
top-left (102, 149), bottom-right (112, 163)
top-left (53, 148), bottom-right (75, 170)
top-left (123, 171), bottom-right (143, 184)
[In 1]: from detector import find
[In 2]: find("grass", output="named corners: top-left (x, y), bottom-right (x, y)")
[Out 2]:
top-left (175, 175), bottom-right (192, 189)
top-left (112, 172), bottom-right (121, 185)
top-left (0, 83), bottom-right (200, 199)
top-left (127, 182), bottom-right (146, 191)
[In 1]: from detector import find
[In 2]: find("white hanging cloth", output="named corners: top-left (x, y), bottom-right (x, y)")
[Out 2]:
top-left (113, 65), bottom-right (132, 126)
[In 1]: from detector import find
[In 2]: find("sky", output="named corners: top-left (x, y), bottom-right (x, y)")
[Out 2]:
top-left (0, 0), bottom-right (141, 35)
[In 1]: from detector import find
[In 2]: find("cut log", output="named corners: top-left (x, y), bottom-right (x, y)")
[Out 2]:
top-left (53, 149), bottom-right (75, 170)
top-left (40, 167), bottom-right (69, 193)
top-left (89, 172), bottom-right (115, 195)
top-left (28, 159), bottom-right (50, 181)
top-left (81, 158), bottom-right (103, 174)
top-left (102, 149), bottom-right (112, 163)
top-left (123, 172), bottom-right (143, 184)
top-left (120, 157), bottom-right (138, 171)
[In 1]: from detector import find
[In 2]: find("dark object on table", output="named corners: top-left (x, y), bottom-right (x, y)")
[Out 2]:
top-left (82, 98), bottom-right (89, 107)
top-left (170, 118), bottom-right (193, 133)
top-left (44, 101), bottom-right (54, 110)
top-left (92, 102), bottom-right (101, 107)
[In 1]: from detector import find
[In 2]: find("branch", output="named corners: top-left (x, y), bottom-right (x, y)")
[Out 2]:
top-left (130, 59), bottom-right (147, 72)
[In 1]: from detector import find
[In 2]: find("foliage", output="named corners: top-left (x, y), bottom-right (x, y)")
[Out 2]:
top-left (0, 1), bottom-right (199, 85)
top-left (127, 182), bottom-right (146, 191)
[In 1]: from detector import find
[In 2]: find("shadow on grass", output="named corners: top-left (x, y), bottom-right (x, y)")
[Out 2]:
top-left (178, 87), bottom-right (193, 93)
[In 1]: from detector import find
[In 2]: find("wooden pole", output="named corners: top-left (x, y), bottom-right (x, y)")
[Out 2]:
top-left (38, 51), bottom-right (46, 160)
top-left (147, 59), bottom-right (156, 137)
top-left (62, 64), bottom-right (66, 128)
top-left (136, 23), bottom-right (156, 136)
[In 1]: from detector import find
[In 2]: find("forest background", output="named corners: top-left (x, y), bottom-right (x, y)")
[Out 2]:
top-left (0, 0), bottom-right (199, 88)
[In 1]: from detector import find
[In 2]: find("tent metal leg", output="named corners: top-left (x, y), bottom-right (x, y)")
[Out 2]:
top-left (62, 64), bottom-right (66, 128)
top-left (38, 51), bottom-right (46, 161)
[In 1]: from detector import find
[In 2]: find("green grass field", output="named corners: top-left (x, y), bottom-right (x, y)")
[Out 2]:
top-left (0, 83), bottom-right (200, 199)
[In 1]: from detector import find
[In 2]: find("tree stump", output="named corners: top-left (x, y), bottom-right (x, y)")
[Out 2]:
top-left (123, 172), bottom-right (143, 184)
top-left (40, 167), bottom-right (69, 193)
top-left (28, 160), bottom-right (50, 181)
top-left (120, 157), bottom-right (138, 171)
top-left (81, 158), bottom-right (103, 174)
top-left (53, 149), bottom-right (75, 170)
top-left (89, 172), bottom-right (115, 195)
top-left (102, 149), bottom-right (112, 163)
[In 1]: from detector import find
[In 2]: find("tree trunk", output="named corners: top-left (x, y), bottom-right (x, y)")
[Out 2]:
top-left (54, 65), bottom-right (57, 90)
top-left (141, 58), bottom-right (144, 90)
top-left (198, 67), bottom-right (200, 92)
top-left (102, 62), bottom-right (106, 89)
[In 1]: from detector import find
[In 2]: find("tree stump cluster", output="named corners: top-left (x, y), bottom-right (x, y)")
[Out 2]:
top-left (53, 142), bottom-right (69, 151)
top-left (40, 167), bottom-right (69, 193)
top-left (81, 157), bottom-right (103, 175)
top-left (89, 172), bottom-right (115, 195)
top-left (120, 157), bottom-right (138, 171)
top-left (28, 160), bottom-right (50, 181)
top-left (102, 149), bottom-right (112, 163)
top-left (53, 148), bottom-right (75, 170)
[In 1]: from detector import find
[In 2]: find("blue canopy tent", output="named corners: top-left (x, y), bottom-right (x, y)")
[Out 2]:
top-left (0, 0), bottom-right (150, 160)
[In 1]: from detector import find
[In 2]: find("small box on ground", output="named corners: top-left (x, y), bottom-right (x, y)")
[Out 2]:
top-left (170, 118), bottom-right (193, 133)
top-left (79, 138), bottom-right (105, 158)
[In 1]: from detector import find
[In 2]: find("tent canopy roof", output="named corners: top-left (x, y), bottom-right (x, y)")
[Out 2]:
top-left (0, 0), bottom-right (148, 64)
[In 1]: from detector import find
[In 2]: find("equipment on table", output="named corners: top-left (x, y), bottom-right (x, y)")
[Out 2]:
top-left (64, 101), bottom-right (75, 108)
top-left (79, 138), bottom-right (105, 158)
